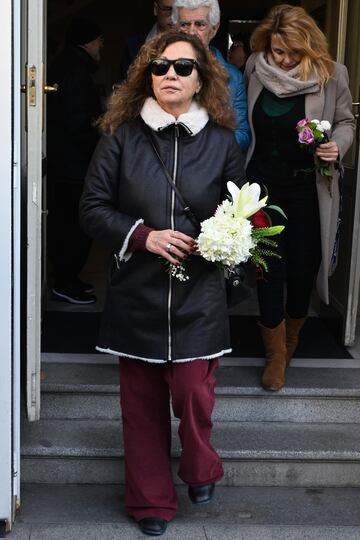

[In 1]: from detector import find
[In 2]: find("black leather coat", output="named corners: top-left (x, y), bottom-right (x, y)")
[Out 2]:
top-left (80, 117), bottom-right (245, 362)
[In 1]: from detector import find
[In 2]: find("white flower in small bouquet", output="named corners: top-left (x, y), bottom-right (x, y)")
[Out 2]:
top-left (168, 182), bottom-right (285, 281)
top-left (296, 118), bottom-right (333, 194)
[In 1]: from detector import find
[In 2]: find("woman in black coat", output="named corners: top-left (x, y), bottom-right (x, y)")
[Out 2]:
top-left (80, 31), bottom-right (245, 536)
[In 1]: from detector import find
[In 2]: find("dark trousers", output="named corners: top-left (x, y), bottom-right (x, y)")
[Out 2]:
top-left (119, 357), bottom-right (223, 522)
top-left (47, 181), bottom-right (91, 287)
top-left (257, 185), bottom-right (321, 328)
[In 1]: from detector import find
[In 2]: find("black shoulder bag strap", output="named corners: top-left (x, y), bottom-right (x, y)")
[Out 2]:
top-left (144, 124), bottom-right (201, 233)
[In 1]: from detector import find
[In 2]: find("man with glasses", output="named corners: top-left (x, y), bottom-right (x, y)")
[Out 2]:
top-left (119, 0), bottom-right (175, 80)
top-left (172, 0), bottom-right (251, 151)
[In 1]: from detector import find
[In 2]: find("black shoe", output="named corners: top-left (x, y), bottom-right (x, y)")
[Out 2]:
top-left (188, 483), bottom-right (215, 505)
top-left (51, 286), bottom-right (96, 305)
top-left (138, 517), bottom-right (167, 536)
top-left (75, 278), bottom-right (94, 293)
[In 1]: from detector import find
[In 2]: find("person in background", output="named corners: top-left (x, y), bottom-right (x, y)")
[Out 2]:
top-left (244, 4), bottom-right (354, 391)
top-left (47, 17), bottom-right (104, 304)
top-left (119, 0), bottom-right (175, 80)
top-left (80, 31), bottom-right (245, 537)
top-left (172, 0), bottom-right (251, 151)
top-left (228, 32), bottom-right (251, 73)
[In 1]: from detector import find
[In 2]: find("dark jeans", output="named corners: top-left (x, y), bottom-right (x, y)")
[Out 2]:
top-left (47, 180), bottom-right (91, 288)
top-left (257, 184), bottom-right (321, 328)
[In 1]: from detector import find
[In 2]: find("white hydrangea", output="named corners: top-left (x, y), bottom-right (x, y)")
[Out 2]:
top-left (197, 212), bottom-right (257, 267)
top-left (320, 120), bottom-right (331, 131)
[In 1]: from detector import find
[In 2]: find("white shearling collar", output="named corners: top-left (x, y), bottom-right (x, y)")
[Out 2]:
top-left (140, 97), bottom-right (209, 136)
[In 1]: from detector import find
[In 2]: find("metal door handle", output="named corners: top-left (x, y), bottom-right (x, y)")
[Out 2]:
top-left (44, 84), bottom-right (59, 94)
top-left (353, 102), bottom-right (360, 119)
top-left (21, 83), bottom-right (59, 94)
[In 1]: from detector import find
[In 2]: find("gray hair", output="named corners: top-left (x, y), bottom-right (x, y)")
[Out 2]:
top-left (172, 0), bottom-right (220, 27)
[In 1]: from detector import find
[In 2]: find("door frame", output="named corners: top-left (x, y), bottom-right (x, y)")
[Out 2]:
top-left (13, 0), bottom-right (22, 515)
top-left (345, 144), bottom-right (360, 344)
top-left (0, 0), bottom-right (17, 530)
top-left (330, 0), bottom-right (360, 345)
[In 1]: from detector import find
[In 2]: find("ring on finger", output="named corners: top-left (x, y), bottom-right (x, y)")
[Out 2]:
top-left (166, 243), bottom-right (172, 253)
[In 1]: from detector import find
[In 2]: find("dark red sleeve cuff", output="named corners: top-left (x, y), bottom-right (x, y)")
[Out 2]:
top-left (128, 223), bottom-right (154, 252)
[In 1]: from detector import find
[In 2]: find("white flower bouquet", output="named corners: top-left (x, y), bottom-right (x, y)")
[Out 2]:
top-left (197, 181), bottom-right (285, 271)
top-left (169, 181), bottom-right (285, 281)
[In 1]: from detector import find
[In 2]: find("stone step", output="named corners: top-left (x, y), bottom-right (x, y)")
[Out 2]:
top-left (21, 418), bottom-right (360, 487)
top-left (11, 484), bottom-right (360, 540)
top-left (41, 362), bottom-right (360, 423)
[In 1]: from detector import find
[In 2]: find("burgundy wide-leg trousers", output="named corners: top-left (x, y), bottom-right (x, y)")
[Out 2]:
top-left (119, 357), bottom-right (223, 522)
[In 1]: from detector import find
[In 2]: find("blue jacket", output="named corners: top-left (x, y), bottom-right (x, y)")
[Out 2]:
top-left (211, 47), bottom-right (251, 151)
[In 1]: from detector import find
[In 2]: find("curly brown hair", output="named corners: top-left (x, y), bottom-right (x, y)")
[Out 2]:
top-left (251, 4), bottom-right (334, 88)
top-left (100, 31), bottom-right (235, 133)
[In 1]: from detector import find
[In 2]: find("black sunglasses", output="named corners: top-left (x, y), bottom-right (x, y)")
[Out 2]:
top-left (150, 58), bottom-right (199, 77)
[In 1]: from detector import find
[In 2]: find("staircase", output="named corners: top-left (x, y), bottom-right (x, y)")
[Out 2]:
top-left (19, 354), bottom-right (360, 537)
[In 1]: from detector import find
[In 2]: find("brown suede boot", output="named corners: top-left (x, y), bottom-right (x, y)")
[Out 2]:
top-left (285, 316), bottom-right (306, 367)
top-left (260, 320), bottom-right (287, 391)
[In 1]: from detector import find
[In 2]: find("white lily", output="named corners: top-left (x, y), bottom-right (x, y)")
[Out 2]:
top-left (227, 181), bottom-right (268, 219)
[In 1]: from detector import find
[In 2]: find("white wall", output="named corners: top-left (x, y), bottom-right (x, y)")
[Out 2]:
top-left (0, 0), bottom-right (14, 527)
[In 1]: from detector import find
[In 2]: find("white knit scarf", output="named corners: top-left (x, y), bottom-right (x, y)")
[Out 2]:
top-left (255, 52), bottom-right (320, 98)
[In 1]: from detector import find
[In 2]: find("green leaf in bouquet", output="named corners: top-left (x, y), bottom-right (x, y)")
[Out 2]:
top-left (260, 248), bottom-right (281, 259)
top-left (256, 237), bottom-right (278, 248)
top-left (320, 166), bottom-right (332, 177)
top-left (252, 225), bottom-right (285, 237)
top-left (251, 252), bottom-right (269, 272)
top-left (267, 205), bottom-right (287, 220)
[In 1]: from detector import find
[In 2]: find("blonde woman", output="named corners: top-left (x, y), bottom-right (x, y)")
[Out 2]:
top-left (245, 4), bottom-right (354, 391)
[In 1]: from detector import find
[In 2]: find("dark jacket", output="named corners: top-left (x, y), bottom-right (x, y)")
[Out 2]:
top-left (47, 45), bottom-right (102, 181)
top-left (80, 104), bottom-right (245, 362)
top-left (119, 32), bottom-right (147, 82)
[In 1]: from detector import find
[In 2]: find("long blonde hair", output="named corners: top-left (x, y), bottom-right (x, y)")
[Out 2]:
top-left (100, 32), bottom-right (235, 133)
top-left (251, 4), bottom-right (334, 87)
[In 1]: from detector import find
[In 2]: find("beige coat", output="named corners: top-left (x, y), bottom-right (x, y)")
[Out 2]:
top-left (245, 54), bottom-right (355, 303)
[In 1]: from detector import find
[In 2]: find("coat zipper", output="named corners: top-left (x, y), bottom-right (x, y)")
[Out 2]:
top-left (167, 124), bottom-right (179, 361)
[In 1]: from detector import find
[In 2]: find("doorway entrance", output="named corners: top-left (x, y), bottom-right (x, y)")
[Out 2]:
top-left (22, 0), bottom-right (360, 424)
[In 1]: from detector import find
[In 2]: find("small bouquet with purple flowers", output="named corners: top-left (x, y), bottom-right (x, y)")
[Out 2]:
top-left (296, 118), bottom-right (332, 194)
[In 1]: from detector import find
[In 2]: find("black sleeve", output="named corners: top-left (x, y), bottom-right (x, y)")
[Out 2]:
top-left (79, 130), bottom-right (143, 254)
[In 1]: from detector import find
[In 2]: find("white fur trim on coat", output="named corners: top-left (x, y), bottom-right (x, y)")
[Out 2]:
top-left (140, 97), bottom-right (209, 136)
top-left (115, 219), bottom-right (144, 266)
top-left (96, 345), bottom-right (232, 363)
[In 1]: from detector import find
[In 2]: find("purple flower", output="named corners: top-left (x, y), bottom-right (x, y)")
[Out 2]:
top-left (296, 118), bottom-right (309, 129)
top-left (298, 127), bottom-right (315, 145)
